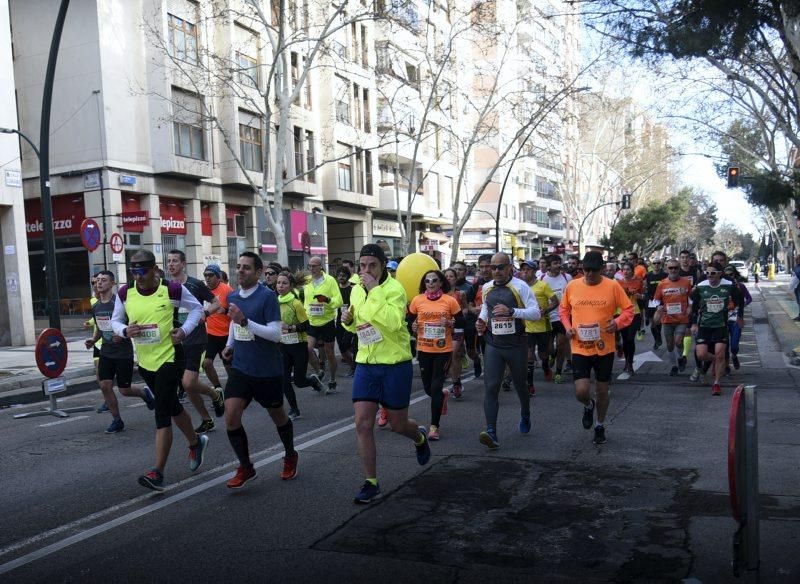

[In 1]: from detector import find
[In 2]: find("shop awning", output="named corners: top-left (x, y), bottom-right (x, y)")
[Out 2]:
top-left (420, 231), bottom-right (449, 242)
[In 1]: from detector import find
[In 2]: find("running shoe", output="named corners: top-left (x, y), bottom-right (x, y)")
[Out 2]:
top-left (689, 368), bottom-right (701, 382)
top-left (177, 388), bottom-right (187, 403)
top-left (353, 481), bottom-right (382, 504)
top-left (519, 415), bottom-right (531, 434)
top-left (316, 369), bottom-right (326, 383)
top-left (287, 409), bottom-right (301, 421)
top-left (96, 402), bottom-right (109, 413)
top-left (138, 468), bottom-right (164, 492)
top-left (227, 465), bottom-right (256, 489)
top-left (281, 451), bottom-right (299, 480)
top-left (377, 407), bottom-right (388, 427)
top-left (326, 381), bottom-right (338, 395)
top-left (142, 387), bottom-right (155, 410)
top-left (473, 358), bottom-right (482, 379)
top-left (212, 388), bottom-right (225, 417)
top-left (415, 427), bottom-right (431, 465)
top-left (616, 345), bottom-right (624, 358)
top-left (479, 428), bottom-right (500, 449)
top-left (553, 373), bottom-right (564, 384)
top-left (441, 388), bottom-right (450, 415)
top-left (582, 398), bottom-right (595, 429)
top-left (501, 377), bottom-right (511, 391)
top-left (428, 425), bottom-right (440, 441)
top-left (195, 419), bottom-right (215, 434)
top-left (310, 375), bottom-right (324, 393)
top-left (617, 368), bottom-right (631, 381)
top-left (732, 355), bottom-right (740, 370)
top-left (593, 425), bottom-right (607, 445)
top-left (544, 369), bottom-right (553, 382)
top-left (452, 381), bottom-right (463, 399)
top-left (636, 329), bottom-right (645, 341)
top-left (653, 339), bottom-right (662, 350)
top-left (669, 366), bottom-right (678, 376)
top-left (528, 383), bottom-right (535, 396)
top-left (678, 356), bottom-right (687, 372)
top-left (105, 418), bottom-right (124, 434)
top-left (712, 383), bottom-right (722, 396)
top-left (188, 434), bottom-right (209, 472)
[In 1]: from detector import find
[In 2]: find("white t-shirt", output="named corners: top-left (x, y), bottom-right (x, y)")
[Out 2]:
top-left (542, 272), bottom-right (572, 322)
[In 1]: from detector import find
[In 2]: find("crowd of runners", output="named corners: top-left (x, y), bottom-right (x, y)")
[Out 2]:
top-left (84, 243), bottom-right (751, 503)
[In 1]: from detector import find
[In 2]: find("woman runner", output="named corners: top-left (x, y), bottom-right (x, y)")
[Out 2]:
top-left (618, 262), bottom-right (644, 380)
top-left (444, 267), bottom-right (468, 398)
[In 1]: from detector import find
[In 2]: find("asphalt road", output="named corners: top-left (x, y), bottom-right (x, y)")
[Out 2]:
top-left (1, 291), bottom-right (799, 583)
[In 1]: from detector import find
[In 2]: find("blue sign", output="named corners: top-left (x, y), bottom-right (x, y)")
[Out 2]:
top-left (80, 218), bottom-right (101, 252)
top-left (35, 328), bottom-right (68, 378)
top-left (119, 174), bottom-right (136, 186)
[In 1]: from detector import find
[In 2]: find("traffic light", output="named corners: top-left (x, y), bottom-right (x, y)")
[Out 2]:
top-left (621, 194), bottom-right (631, 209)
top-left (727, 166), bottom-right (740, 188)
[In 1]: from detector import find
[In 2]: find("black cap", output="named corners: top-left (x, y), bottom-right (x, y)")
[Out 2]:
top-left (267, 262), bottom-right (283, 273)
top-left (582, 251), bottom-right (604, 271)
top-left (359, 243), bottom-right (387, 264)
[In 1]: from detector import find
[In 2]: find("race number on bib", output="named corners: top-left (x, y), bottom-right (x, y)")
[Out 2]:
top-left (648, 300), bottom-right (660, 309)
top-left (135, 324), bottom-right (161, 345)
top-left (356, 323), bottom-right (383, 345)
top-left (577, 323), bottom-right (601, 342)
top-left (234, 324), bottom-right (255, 341)
top-left (666, 303), bottom-right (682, 315)
top-left (95, 316), bottom-right (113, 332)
top-left (491, 317), bottom-right (515, 335)
top-left (423, 323), bottom-right (446, 340)
top-left (281, 332), bottom-right (300, 344)
top-left (309, 303), bottom-right (325, 317)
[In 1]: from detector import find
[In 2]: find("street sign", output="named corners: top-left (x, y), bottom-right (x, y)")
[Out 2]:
top-left (109, 232), bottom-right (124, 254)
top-left (80, 218), bottom-right (101, 252)
top-left (35, 328), bottom-right (68, 378)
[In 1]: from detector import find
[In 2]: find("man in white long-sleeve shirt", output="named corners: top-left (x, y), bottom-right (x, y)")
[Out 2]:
top-left (111, 250), bottom-right (208, 491)
top-left (220, 252), bottom-right (298, 489)
top-left (475, 252), bottom-right (542, 449)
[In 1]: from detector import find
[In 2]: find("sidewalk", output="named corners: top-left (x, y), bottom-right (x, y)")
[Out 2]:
top-left (754, 274), bottom-right (800, 359)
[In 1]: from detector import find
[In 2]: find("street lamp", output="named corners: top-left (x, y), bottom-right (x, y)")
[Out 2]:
top-left (472, 209), bottom-right (500, 252)
top-left (0, 127), bottom-right (41, 159)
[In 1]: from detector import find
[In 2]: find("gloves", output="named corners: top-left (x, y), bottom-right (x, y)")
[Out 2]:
top-left (314, 295), bottom-right (330, 303)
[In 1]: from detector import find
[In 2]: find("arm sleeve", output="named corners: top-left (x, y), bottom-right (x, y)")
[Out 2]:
top-left (328, 278), bottom-right (343, 310)
top-left (246, 319), bottom-right (282, 342)
top-left (512, 282), bottom-right (541, 321)
top-left (226, 321), bottom-right (235, 349)
top-left (111, 294), bottom-right (128, 336)
top-left (178, 285), bottom-right (203, 337)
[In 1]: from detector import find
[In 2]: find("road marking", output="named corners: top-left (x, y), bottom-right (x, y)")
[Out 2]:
top-left (632, 351), bottom-right (662, 371)
top-left (126, 402), bottom-right (147, 408)
top-left (0, 377), bottom-right (472, 575)
top-left (38, 416), bottom-right (89, 428)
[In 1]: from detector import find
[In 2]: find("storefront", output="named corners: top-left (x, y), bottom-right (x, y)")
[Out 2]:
top-left (372, 217), bottom-right (402, 259)
top-left (259, 208), bottom-right (327, 272)
top-left (159, 197), bottom-right (187, 263)
top-left (25, 194), bottom-right (90, 316)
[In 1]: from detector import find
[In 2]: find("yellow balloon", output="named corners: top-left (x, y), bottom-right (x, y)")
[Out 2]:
top-left (396, 253), bottom-right (439, 302)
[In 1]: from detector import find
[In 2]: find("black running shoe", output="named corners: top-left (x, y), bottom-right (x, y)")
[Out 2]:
top-left (473, 358), bottom-right (482, 379)
top-left (593, 425), bottom-right (607, 445)
top-left (582, 398), bottom-right (595, 429)
top-left (669, 366), bottom-right (678, 376)
top-left (732, 355), bottom-right (740, 370)
top-left (677, 356), bottom-right (687, 372)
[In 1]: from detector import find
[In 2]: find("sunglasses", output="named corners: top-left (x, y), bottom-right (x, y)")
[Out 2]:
top-left (490, 264), bottom-right (509, 271)
top-left (667, 267), bottom-right (679, 270)
top-left (706, 271), bottom-right (720, 276)
top-left (130, 267), bottom-right (152, 277)
top-left (424, 278), bottom-right (440, 284)
top-left (264, 271), bottom-right (276, 276)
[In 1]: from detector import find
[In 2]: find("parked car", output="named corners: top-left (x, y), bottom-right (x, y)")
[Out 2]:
top-left (729, 260), bottom-right (749, 282)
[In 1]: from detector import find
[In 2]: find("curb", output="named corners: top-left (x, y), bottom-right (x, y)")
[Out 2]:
top-left (755, 283), bottom-right (800, 364)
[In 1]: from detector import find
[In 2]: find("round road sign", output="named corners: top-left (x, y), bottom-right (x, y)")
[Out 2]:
top-left (35, 328), bottom-right (69, 378)
top-left (109, 232), bottom-right (124, 254)
top-left (80, 218), bottom-right (101, 252)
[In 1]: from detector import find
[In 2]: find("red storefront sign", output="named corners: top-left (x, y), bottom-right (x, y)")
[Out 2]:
top-left (289, 210), bottom-right (307, 251)
top-left (201, 204), bottom-right (212, 236)
top-left (120, 210), bottom-right (149, 232)
top-left (25, 195), bottom-right (85, 238)
top-left (160, 198), bottom-right (187, 235)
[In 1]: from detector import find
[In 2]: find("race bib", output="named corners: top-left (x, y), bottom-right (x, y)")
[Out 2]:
top-left (135, 324), bottom-right (161, 345)
top-left (453, 328), bottom-right (464, 342)
top-left (281, 332), bottom-right (300, 344)
top-left (423, 323), bottom-right (446, 340)
top-left (309, 303), bottom-right (325, 316)
top-left (577, 323), bottom-right (601, 341)
top-left (95, 315), bottom-right (113, 332)
top-left (356, 323), bottom-right (383, 345)
top-left (491, 317), bottom-right (515, 335)
top-left (666, 303), bottom-right (682, 315)
top-left (177, 307), bottom-right (189, 325)
top-left (234, 324), bottom-right (255, 341)
top-left (706, 299), bottom-right (724, 313)
top-left (648, 300), bottom-right (660, 308)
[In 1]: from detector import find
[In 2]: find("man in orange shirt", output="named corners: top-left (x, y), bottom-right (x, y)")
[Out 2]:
top-left (653, 259), bottom-right (692, 376)
top-left (203, 264), bottom-right (233, 392)
top-left (559, 251), bottom-right (634, 445)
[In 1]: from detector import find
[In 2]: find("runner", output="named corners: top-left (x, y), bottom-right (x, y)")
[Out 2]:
top-left (277, 271), bottom-right (325, 420)
top-left (644, 259), bottom-right (667, 350)
top-left (335, 267), bottom-right (357, 378)
top-left (221, 252), bottom-right (299, 488)
top-left (617, 262), bottom-right (644, 381)
top-left (678, 250), bottom-right (703, 376)
top-left (653, 259), bottom-right (692, 375)
top-left (565, 255), bottom-right (584, 278)
top-left (453, 260), bottom-right (482, 390)
top-left (475, 252), bottom-right (541, 449)
top-left (166, 250), bottom-right (225, 434)
top-left (409, 270), bottom-right (462, 440)
top-left (559, 251), bottom-right (634, 445)
top-left (690, 262), bottom-right (744, 395)
top-left (518, 259), bottom-right (558, 391)
top-left (444, 267), bottom-right (468, 398)
top-left (304, 256), bottom-right (343, 394)
top-left (263, 262), bottom-right (282, 292)
top-left (542, 255), bottom-right (572, 383)
top-left (85, 270), bottom-right (155, 433)
top-left (723, 264), bottom-right (752, 371)
top-left (342, 244), bottom-right (431, 504)
top-left (202, 264), bottom-right (233, 396)
top-left (111, 250), bottom-right (209, 491)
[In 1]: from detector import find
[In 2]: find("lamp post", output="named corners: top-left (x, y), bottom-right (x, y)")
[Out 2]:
top-left (0, 128), bottom-right (41, 159)
top-left (472, 209), bottom-right (499, 252)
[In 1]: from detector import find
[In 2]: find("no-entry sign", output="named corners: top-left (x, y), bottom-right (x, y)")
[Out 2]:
top-left (35, 328), bottom-right (69, 378)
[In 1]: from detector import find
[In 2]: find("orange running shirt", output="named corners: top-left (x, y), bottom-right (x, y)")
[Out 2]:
top-left (619, 277), bottom-right (644, 315)
top-left (634, 265), bottom-right (647, 280)
top-left (653, 277), bottom-right (692, 324)
top-left (558, 277), bottom-right (634, 356)
top-left (409, 293), bottom-right (462, 353)
top-left (206, 282), bottom-right (233, 336)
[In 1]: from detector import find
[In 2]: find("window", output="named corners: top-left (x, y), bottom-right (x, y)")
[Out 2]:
top-left (361, 26), bottom-right (369, 68)
top-left (503, 203), bottom-right (508, 218)
top-left (303, 56), bottom-right (312, 110)
top-left (512, 206), bottom-right (516, 220)
top-left (365, 150), bottom-right (373, 195)
top-left (239, 111), bottom-right (262, 171)
top-left (291, 53), bottom-right (300, 105)
top-left (168, 13), bottom-right (198, 65)
top-left (351, 22), bottom-right (358, 61)
top-left (294, 126), bottom-right (303, 178)
top-left (305, 130), bottom-right (316, 183)
top-left (335, 75), bottom-right (350, 124)
top-left (337, 142), bottom-right (353, 191)
top-left (427, 172), bottom-right (439, 208)
top-left (172, 88), bottom-right (205, 159)
top-left (356, 148), bottom-right (364, 193)
top-left (362, 88), bottom-right (370, 132)
top-left (406, 63), bottom-right (419, 87)
top-left (237, 52), bottom-right (258, 87)
top-left (353, 83), bottom-right (362, 129)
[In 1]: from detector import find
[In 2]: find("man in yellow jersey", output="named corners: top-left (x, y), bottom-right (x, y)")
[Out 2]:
top-left (111, 250), bottom-right (209, 491)
top-left (342, 244), bottom-right (431, 504)
top-left (518, 260), bottom-right (558, 393)
top-left (304, 256), bottom-right (343, 393)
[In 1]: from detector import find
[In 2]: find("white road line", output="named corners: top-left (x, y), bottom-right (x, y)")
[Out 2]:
top-left (38, 416), bottom-right (89, 428)
top-left (125, 402), bottom-right (147, 408)
top-left (0, 381), bottom-right (461, 575)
